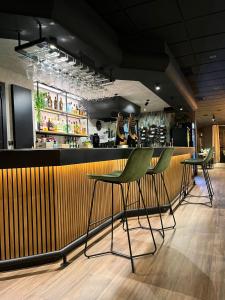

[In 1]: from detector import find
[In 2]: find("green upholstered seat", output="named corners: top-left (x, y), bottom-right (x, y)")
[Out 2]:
top-left (181, 148), bottom-right (213, 166)
top-left (146, 148), bottom-right (174, 175)
top-left (88, 148), bottom-right (154, 183)
top-left (181, 158), bottom-right (204, 165)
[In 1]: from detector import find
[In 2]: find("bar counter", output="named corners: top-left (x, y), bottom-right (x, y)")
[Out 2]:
top-left (0, 147), bottom-right (194, 270)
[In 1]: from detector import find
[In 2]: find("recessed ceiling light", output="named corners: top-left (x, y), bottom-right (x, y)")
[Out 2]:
top-left (154, 83), bottom-right (161, 91)
top-left (209, 55), bottom-right (217, 59)
top-left (179, 107), bottom-right (183, 111)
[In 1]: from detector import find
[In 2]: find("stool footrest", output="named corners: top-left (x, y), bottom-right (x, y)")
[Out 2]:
top-left (181, 199), bottom-right (212, 207)
top-left (84, 249), bottom-right (156, 260)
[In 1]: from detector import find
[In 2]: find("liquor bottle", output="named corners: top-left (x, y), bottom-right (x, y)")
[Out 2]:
top-left (79, 105), bottom-right (83, 116)
top-left (54, 96), bottom-right (58, 110)
top-left (76, 104), bottom-right (80, 115)
top-left (59, 97), bottom-right (63, 111)
top-left (77, 120), bottom-right (81, 134)
top-left (79, 121), bottom-right (83, 135)
top-left (68, 120), bottom-right (72, 133)
top-left (67, 102), bottom-right (72, 113)
top-left (43, 116), bottom-right (48, 131)
top-left (54, 117), bottom-right (58, 131)
top-left (62, 119), bottom-right (67, 133)
top-left (73, 121), bottom-right (75, 134)
top-left (72, 104), bottom-right (75, 115)
top-left (74, 121), bottom-right (77, 134)
top-left (47, 93), bottom-right (52, 108)
top-left (39, 115), bottom-right (44, 131)
top-left (48, 118), bottom-right (54, 131)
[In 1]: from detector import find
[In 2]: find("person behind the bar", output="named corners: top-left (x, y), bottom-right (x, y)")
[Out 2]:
top-left (115, 112), bottom-right (126, 145)
top-left (127, 113), bottom-right (138, 147)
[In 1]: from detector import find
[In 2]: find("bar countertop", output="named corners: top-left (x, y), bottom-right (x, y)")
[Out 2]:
top-left (0, 147), bottom-right (195, 169)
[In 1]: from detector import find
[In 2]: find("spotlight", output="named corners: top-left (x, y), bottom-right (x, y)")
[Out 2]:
top-left (212, 114), bottom-right (216, 122)
top-left (179, 107), bottom-right (183, 111)
top-left (154, 83), bottom-right (161, 91)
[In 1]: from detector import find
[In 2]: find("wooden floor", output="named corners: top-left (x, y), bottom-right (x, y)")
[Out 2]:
top-left (0, 164), bottom-right (225, 300)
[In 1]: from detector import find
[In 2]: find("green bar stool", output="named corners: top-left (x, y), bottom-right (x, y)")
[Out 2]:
top-left (84, 148), bottom-right (156, 273)
top-left (180, 148), bottom-right (214, 207)
top-left (144, 148), bottom-right (176, 239)
top-left (122, 148), bottom-right (176, 239)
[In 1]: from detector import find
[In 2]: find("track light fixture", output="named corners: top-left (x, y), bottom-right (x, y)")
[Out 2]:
top-left (144, 99), bottom-right (150, 106)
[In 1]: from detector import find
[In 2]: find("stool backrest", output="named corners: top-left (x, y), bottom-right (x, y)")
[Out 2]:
top-left (120, 148), bottom-right (154, 183)
top-left (152, 148), bottom-right (174, 174)
top-left (204, 148), bottom-right (213, 164)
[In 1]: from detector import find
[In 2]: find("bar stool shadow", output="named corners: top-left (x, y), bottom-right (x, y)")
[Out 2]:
top-left (179, 148), bottom-right (214, 207)
top-left (84, 148), bottom-right (157, 273)
top-left (123, 148), bottom-right (176, 240)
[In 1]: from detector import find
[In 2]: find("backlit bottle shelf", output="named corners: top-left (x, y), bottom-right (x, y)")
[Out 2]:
top-left (39, 108), bottom-right (87, 119)
top-left (36, 130), bottom-right (88, 137)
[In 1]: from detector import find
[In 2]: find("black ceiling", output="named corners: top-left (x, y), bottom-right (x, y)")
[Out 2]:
top-left (86, 0), bottom-right (225, 102)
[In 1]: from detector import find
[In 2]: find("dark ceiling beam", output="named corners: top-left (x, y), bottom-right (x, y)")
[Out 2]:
top-left (51, 0), bottom-right (122, 66)
top-left (165, 46), bottom-right (198, 111)
top-left (175, 46), bottom-right (225, 59)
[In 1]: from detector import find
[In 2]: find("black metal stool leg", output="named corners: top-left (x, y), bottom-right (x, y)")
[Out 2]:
top-left (111, 183), bottom-right (114, 252)
top-left (137, 180), bottom-right (157, 254)
top-left (137, 179), bottom-right (142, 227)
top-left (84, 180), bottom-right (98, 257)
top-left (202, 165), bottom-right (213, 206)
top-left (205, 167), bottom-right (214, 196)
top-left (152, 174), bottom-right (165, 239)
top-left (122, 182), bottom-right (130, 231)
top-left (204, 167), bottom-right (213, 198)
top-left (119, 183), bottom-right (135, 273)
top-left (179, 164), bottom-right (186, 204)
top-left (161, 173), bottom-right (176, 229)
top-left (183, 164), bottom-right (189, 196)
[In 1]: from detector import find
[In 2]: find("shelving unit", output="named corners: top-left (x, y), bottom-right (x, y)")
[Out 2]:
top-left (36, 130), bottom-right (88, 137)
top-left (40, 108), bottom-right (87, 119)
top-left (34, 82), bottom-right (89, 140)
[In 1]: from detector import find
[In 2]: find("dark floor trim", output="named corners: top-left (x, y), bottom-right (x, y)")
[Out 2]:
top-left (0, 205), bottom-right (172, 272)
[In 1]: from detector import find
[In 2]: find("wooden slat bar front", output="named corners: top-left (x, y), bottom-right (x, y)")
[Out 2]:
top-left (0, 149), bottom-right (193, 260)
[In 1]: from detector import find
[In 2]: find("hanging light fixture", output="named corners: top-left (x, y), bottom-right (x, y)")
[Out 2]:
top-left (212, 114), bottom-right (216, 122)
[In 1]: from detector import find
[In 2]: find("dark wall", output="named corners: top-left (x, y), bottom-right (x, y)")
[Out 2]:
top-left (11, 85), bottom-right (33, 149)
top-left (0, 83), bottom-right (7, 148)
top-left (87, 96), bottom-right (140, 120)
top-left (198, 126), bottom-right (212, 150)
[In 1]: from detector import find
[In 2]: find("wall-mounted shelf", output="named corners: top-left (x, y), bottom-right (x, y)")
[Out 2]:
top-left (34, 82), bottom-right (89, 141)
top-left (40, 108), bottom-right (87, 119)
top-left (36, 130), bottom-right (88, 138)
